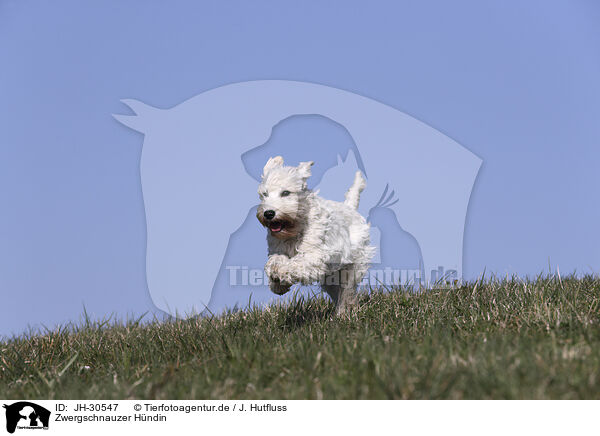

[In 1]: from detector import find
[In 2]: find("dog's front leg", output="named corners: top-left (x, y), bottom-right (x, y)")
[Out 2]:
top-left (273, 254), bottom-right (328, 286)
top-left (265, 254), bottom-right (288, 279)
top-left (265, 254), bottom-right (292, 294)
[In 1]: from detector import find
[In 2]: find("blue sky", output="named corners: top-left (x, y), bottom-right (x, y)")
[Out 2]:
top-left (1, 0), bottom-right (599, 337)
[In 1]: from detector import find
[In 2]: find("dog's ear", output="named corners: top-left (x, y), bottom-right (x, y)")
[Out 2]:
top-left (297, 161), bottom-right (314, 179)
top-left (262, 156), bottom-right (284, 177)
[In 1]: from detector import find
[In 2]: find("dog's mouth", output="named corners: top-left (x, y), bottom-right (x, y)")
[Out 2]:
top-left (257, 209), bottom-right (297, 237)
top-left (269, 221), bottom-right (285, 233)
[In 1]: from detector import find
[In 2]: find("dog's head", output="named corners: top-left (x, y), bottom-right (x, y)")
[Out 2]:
top-left (256, 156), bottom-right (313, 240)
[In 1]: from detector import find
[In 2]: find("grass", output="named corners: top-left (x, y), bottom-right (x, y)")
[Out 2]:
top-left (1, 274), bottom-right (600, 399)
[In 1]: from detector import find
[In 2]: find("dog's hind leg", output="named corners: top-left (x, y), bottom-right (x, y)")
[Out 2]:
top-left (323, 268), bottom-right (359, 315)
top-left (323, 280), bottom-right (339, 304)
top-left (337, 267), bottom-right (360, 314)
top-left (322, 272), bottom-right (342, 311)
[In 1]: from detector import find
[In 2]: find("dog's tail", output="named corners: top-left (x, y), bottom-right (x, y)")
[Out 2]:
top-left (344, 171), bottom-right (366, 210)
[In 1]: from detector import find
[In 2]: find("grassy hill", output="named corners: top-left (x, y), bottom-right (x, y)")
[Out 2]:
top-left (1, 275), bottom-right (599, 399)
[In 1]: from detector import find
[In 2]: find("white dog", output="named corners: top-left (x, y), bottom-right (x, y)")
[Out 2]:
top-left (256, 156), bottom-right (374, 313)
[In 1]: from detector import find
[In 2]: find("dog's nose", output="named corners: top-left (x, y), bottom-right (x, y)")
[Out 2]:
top-left (264, 210), bottom-right (275, 220)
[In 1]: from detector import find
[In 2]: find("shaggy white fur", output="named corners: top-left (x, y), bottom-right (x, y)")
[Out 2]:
top-left (256, 156), bottom-right (374, 313)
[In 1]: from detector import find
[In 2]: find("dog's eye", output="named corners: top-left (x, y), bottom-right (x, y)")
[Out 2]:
top-left (261, 192), bottom-right (268, 198)
top-left (280, 190), bottom-right (291, 197)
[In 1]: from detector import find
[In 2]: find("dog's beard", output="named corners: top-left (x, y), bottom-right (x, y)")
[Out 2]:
top-left (256, 208), bottom-right (300, 239)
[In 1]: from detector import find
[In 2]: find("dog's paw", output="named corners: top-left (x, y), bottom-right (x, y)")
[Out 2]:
top-left (269, 277), bottom-right (292, 295)
top-left (265, 254), bottom-right (288, 279)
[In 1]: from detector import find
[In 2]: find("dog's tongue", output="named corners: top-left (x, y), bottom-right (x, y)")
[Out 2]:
top-left (270, 222), bottom-right (282, 232)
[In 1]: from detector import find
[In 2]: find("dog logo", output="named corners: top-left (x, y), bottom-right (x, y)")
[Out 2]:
top-left (114, 80), bottom-right (482, 316)
top-left (3, 402), bottom-right (50, 434)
